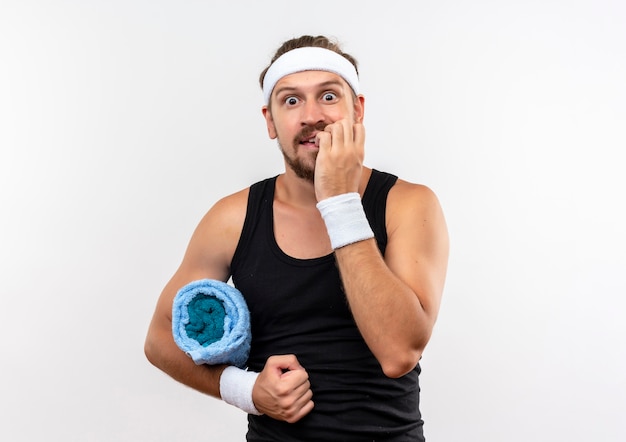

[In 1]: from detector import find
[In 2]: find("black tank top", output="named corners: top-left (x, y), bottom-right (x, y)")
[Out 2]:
top-left (231, 170), bottom-right (424, 442)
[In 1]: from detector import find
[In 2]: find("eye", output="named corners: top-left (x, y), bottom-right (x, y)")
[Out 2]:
top-left (322, 92), bottom-right (337, 102)
top-left (284, 96), bottom-right (300, 106)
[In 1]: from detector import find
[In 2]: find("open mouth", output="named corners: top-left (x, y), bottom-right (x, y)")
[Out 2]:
top-left (297, 123), bottom-right (326, 147)
top-left (299, 135), bottom-right (318, 147)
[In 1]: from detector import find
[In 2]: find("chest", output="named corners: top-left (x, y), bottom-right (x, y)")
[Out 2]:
top-left (272, 201), bottom-right (333, 259)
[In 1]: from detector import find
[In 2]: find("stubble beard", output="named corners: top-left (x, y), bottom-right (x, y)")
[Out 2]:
top-left (278, 122), bottom-right (327, 183)
top-left (279, 142), bottom-right (316, 182)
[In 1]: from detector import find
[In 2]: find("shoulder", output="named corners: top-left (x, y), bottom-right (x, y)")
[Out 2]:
top-left (209, 186), bottom-right (250, 218)
top-left (388, 178), bottom-right (441, 208)
top-left (386, 178), bottom-right (447, 237)
top-left (196, 174), bottom-right (277, 243)
top-left (197, 186), bottom-right (250, 241)
top-left (179, 186), bottom-right (251, 277)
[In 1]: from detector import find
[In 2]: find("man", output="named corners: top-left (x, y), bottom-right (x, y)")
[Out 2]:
top-left (145, 35), bottom-right (449, 441)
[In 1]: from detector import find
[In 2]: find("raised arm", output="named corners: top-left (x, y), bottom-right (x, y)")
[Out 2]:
top-left (335, 181), bottom-right (449, 378)
top-left (314, 118), bottom-right (449, 378)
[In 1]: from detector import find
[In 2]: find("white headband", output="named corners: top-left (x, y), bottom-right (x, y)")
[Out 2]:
top-left (262, 47), bottom-right (360, 104)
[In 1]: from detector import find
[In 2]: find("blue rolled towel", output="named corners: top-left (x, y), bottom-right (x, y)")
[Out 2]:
top-left (172, 279), bottom-right (251, 368)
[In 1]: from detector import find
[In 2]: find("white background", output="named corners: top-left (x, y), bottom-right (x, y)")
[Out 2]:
top-left (1, 1), bottom-right (625, 441)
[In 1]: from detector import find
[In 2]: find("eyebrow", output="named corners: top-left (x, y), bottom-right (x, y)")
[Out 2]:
top-left (273, 79), bottom-right (345, 98)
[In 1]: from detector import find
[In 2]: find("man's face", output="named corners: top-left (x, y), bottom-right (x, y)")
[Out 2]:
top-left (262, 70), bottom-right (364, 182)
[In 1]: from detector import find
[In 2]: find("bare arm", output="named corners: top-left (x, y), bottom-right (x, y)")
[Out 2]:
top-left (315, 118), bottom-right (449, 378)
top-left (144, 190), bottom-right (248, 398)
top-left (144, 189), bottom-right (314, 421)
top-left (334, 182), bottom-right (449, 378)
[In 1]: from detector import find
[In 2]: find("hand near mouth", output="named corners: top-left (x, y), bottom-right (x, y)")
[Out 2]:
top-left (314, 118), bottom-right (365, 202)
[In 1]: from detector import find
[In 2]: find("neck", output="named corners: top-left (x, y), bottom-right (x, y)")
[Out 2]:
top-left (276, 170), bottom-right (318, 208)
top-left (276, 167), bottom-right (373, 208)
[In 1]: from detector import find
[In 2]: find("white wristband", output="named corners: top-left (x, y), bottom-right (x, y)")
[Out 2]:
top-left (219, 366), bottom-right (262, 415)
top-left (316, 192), bottom-right (375, 250)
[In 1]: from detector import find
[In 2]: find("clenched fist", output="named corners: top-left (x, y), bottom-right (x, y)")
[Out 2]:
top-left (252, 354), bottom-right (315, 423)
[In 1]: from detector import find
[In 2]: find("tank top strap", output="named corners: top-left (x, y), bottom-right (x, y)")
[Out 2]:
top-left (231, 176), bottom-right (277, 271)
top-left (232, 171), bottom-right (397, 267)
top-left (362, 169), bottom-right (398, 256)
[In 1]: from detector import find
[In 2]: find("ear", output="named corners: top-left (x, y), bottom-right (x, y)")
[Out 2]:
top-left (354, 95), bottom-right (365, 123)
top-left (262, 106), bottom-right (277, 139)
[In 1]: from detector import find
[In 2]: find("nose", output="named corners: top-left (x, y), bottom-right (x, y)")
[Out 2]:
top-left (301, 99), bottom-right (325, 126)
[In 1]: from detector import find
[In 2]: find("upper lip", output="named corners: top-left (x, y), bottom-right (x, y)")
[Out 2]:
top-left (300, 132), bottom-right (318, 143)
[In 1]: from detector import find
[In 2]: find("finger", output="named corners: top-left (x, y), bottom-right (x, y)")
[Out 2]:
top-left (315, 131), bottom-right (331, 151)
top-left (292, 378), bottom-right (312, 399)
top-left (285, 398), bottom-right (315, 423)
top-left (324, 121), bottom-right (346, 151)
top-left (267, 354), bottom-right (307, 373)
top-left (279, 371), bottom-right (311, 397)
top-left (299, 398), bottom-right (315, 417)
top-left (323, 120), bottom-right (336, 134)
top-left (353, 122), bottom-right (365, 159)
top-left (340, 118), bottom-right (354, 145)
top-left (284, 387), bottom-right (315, 423)
top-left (281, 370), bottom-right (311, 393)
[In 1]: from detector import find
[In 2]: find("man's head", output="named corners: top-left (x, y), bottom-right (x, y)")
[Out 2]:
top-left (260, 36), bottom-right (364, 182)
